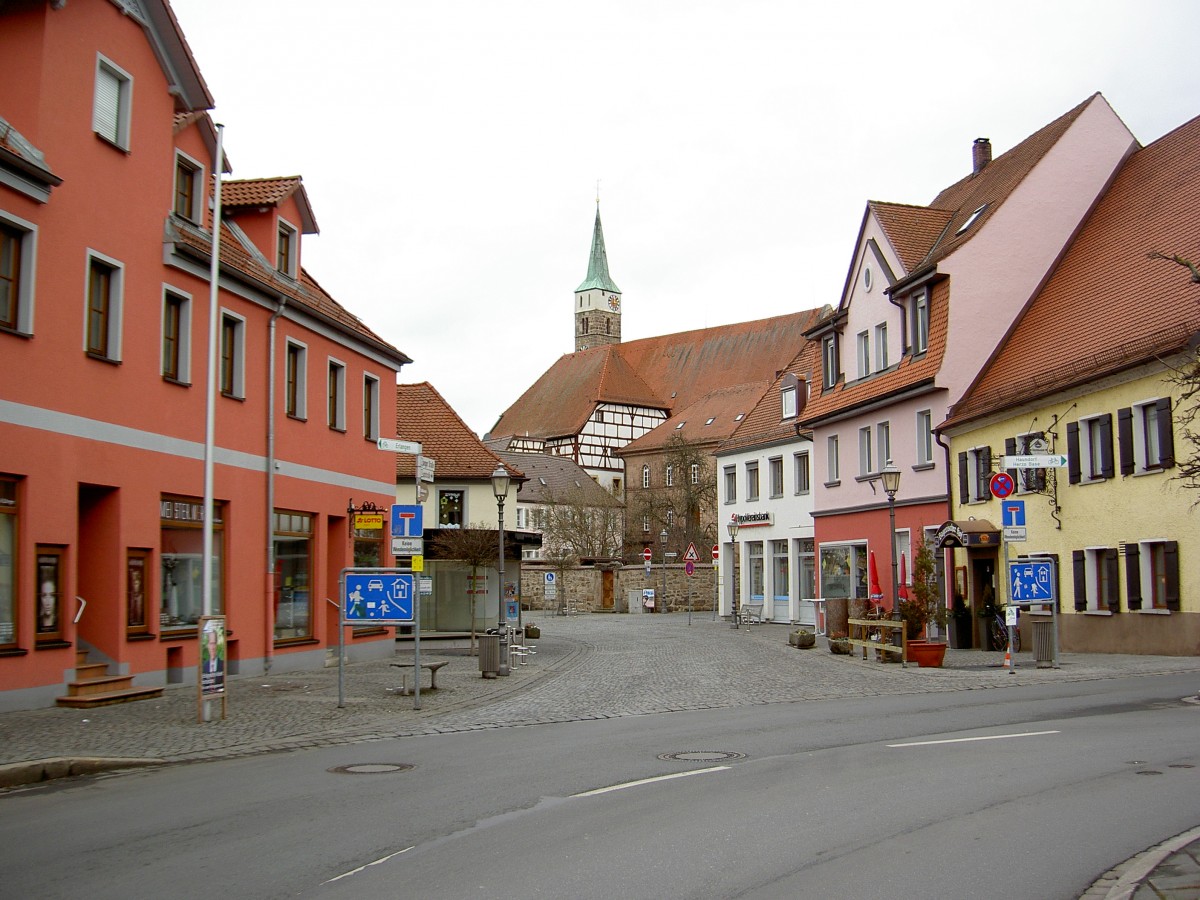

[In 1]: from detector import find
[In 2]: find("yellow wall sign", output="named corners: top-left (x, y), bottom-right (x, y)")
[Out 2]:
top-left (354, 513), bottom-right (384, 530)
top-left (412, 555), bottom-right (424, 572)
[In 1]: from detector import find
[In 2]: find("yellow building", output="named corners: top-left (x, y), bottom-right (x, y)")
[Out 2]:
top-left (939, 113), bottom-right (1200, 655)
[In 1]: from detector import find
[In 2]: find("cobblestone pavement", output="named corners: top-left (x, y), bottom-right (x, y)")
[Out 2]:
top-left (3, 613), bottom-right (1200, 897)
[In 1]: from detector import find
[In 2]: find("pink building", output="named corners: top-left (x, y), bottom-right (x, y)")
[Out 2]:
top-left (0, 0), bottom-right (409, 710)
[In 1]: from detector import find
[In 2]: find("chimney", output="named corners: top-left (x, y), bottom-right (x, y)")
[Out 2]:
top-left (972, 138), bottom-right (992, 174)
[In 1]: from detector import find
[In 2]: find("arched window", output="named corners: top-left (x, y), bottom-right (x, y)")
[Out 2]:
top-left (642, 465), bottom-right (650, 488)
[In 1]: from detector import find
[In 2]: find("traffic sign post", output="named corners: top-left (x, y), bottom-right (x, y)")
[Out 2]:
top-left (989, 472), bottom-right (1015, 499)
top-left (339, 566), bottom-right (423, 710)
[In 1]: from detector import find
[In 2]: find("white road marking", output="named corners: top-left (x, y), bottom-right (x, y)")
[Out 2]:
top-left (322, 846), bottom-right (414, 884)
top-left (888, 730), bottom-right (1060, 748)
top-left (572, 765), bottom-right (731, 797)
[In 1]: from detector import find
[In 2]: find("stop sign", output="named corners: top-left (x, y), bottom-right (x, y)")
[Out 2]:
top-left (642, 547), bottom-right (652, 562)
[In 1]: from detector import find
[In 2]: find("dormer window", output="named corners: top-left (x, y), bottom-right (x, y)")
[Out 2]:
top-left (173, 152), bottom-right (204, 223)
top-left (912, 291), bottom-right (929, 355)
top-left (822, 334), bottom-right (839, 389)
top-left (780, 373), bottom-right (800, 419)
top-left (277, 219), bottom-right (298, 277)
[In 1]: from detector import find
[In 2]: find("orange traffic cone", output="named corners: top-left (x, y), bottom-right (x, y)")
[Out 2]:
top-left (1004, 647), bottom-right (1012, 670)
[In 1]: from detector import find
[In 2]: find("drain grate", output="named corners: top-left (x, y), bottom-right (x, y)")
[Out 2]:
top-left (327, 763), bottom-right (414, 775)
top-left (657, 751), bottom-right (746, 762)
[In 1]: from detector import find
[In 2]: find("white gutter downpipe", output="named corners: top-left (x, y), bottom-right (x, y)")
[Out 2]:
top-left (265, 296), bottom-right (286, 674)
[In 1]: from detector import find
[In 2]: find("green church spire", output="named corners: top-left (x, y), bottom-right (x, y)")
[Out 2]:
top-left (575, 206), bottom-right (621, 294)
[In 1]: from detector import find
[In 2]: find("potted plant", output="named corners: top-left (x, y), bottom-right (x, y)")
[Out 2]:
top-left (898, 540), bottom-right (949, 666)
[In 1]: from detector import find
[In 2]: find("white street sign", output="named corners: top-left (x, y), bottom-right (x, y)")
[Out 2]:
top-left (1001, 454), bottom-right (1067, 468)
top-left (417, 455), bottom-right (436, 483)
top-left (378, 437), bottom-right (422, 454)
top-left (392, 537), bottom-right (423, 555)
top-left (1003, 526), bottom-right (1027, 541)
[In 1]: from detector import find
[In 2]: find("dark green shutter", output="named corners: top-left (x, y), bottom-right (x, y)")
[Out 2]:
top-left (1117, 407), bottom-right (1134, 476)
top-left (1072, 550), bottom-right (1087, 611)
top-left (1067, 422), bottom-right (1081, 485)
top-left (1099, 414), bottom-right (1114, 479)
top-left (1165, 541), bottom-right (1180, 611)
top-left (958, 452), bottom-right (969, 504)
top-left (1156, 398), bottom-right (1175, 469)
top-left (1124, 544), bottom-right (1142, 611)
top-left (1105, 548), bottom-right (1120, 612)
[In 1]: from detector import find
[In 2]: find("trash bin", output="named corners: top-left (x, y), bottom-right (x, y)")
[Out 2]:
top-left (479, 633), bottom-right (500, 678)
top-left (1032, 618), bottom-right (1054, 668)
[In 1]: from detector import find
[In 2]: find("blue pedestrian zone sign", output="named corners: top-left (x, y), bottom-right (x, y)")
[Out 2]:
top-left (1009, 559), bottom-right (1055, 604)
top-left (345, 572), bottom-right (415, 622)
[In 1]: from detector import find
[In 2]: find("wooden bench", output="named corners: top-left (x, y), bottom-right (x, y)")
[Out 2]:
top-left (390, 660), bottom-right (449, 695)
top-left (738, 602), bottom-right (765, 625)
top-left (846, 617), bottom-right (907, 668)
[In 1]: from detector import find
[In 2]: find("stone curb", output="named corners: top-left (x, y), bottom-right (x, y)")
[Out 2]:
top-left (0, 756), bottom-right (166, 789)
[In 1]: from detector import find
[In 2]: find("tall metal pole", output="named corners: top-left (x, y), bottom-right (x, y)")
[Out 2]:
top-left (496, 491), bottom-right (509, 676)
top-left (660, 529), bottom-right (668, 615)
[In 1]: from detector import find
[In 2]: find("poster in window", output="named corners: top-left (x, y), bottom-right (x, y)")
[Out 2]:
top-left (35, 551), bottom-right (61, 638)
top-left (127, 552), bottom-right (147, 630)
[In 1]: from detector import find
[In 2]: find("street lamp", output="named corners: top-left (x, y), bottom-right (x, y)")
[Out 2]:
top-left (491, 463), bottom-right (511, 676)
top-left (880, 459), bottom-right (902, 626)
top-left (659, 528), bottom-right (669, 615)
top-left (727, 516), bottom-right (740, 629)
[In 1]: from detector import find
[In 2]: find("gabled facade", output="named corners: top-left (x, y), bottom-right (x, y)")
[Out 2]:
top-left (0, 0), bottom-right (409, 711)
top-left (394, 382), bottom-right (535, 632)
top-left (715, 337), bottom-right (823, 624)
top-left (939, 113), bottom-right (1200, 655)
top-left (799, 94), bottom-right (1138, 619)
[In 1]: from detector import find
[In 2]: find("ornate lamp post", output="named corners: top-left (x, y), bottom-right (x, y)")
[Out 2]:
top-left (727, 516), bottom-right (740, 629)
top-left (880, 459), bottom-right (902, 628)
top-left (491, 463), bottom-right (511, 676)
top-left (659, 527), bottom-right (669, 614)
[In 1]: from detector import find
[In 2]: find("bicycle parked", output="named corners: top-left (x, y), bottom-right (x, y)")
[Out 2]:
top-left (985, 604), bottom-right (1021, 652)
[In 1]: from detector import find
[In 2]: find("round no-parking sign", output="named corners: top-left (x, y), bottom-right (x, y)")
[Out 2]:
top-left (990, 472), bottom-right (1015, 499)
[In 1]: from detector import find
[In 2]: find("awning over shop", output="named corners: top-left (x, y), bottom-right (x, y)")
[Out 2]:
top-left (934, 519), bottom-right (1000, 549)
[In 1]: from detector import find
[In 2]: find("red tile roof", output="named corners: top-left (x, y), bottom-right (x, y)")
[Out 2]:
top-left (944, 113), bottom-right (1200, 429)
top-left (720, 337), bottom-right (822, 453)
top-left (489, 310), bottom-right (823, 441)
top-left (222, 176), bottom-right (319, 233)
top-left (395, 382), bottom-right (521, 482)
top-left (618, 380), bottom-right (774, 454)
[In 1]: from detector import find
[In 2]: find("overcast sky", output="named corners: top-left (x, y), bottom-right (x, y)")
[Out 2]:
top-left (171, 0), bottom-right (1199, 437)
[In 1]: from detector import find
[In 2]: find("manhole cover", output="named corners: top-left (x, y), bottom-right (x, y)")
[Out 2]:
top-left (1136, 770), bottom-right (1163, 776)
top-left (657, 751), bottom-right (746, 762)
top-left (1169, 764), bottom-right (1196, 769)
top-left (327, 763), bottom-right (414, 775)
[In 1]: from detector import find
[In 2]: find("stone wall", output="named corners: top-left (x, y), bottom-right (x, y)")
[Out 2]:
top-left (520, 564), bottom-right (719, 615)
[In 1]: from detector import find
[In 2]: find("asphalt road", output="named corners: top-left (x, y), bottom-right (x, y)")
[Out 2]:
top-left (3, 671), bottom-right (1198, 899)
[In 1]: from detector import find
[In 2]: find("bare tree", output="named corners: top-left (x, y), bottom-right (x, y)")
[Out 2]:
top-left (629, 434), bottom-right (718, 558)
top-left (429, 523), bottom-right (497, 655)
top-left (537, 481), bottom-right (624, 561)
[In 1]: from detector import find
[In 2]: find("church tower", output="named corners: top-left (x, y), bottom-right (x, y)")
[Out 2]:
top-left (574, 205), bottom-right (621, 352)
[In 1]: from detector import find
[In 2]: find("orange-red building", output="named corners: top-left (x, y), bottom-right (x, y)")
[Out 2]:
top-left (0, 0), bottom-right (410, 710)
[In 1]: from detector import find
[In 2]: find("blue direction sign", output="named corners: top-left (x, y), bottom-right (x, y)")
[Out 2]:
top-left (391, 504), bottom-right (424, 538)
top-left (345, 573), bottom-right (415, 622)
top-left (1009, 559), bottom-right (1054, 604)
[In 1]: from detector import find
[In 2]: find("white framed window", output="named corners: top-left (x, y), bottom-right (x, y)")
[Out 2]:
top-left (781, 385), bottom-right (797, 419)
top-left (856, 330), bottom-right (870, 379)
top-left (746, 461), bottom-right (760, 501)
top-left (362, 374), bottom-right (380, 441)
top-left (1119, 399), bottom-right (1175, 475)
top-left (827, 434), bottom-right (840, 484)
top-left (858, 426), bottom-right (873, 477)
top-left (723, 465), bottom-right (736, 503)
top-left (327, 359), bottom-right (346, 431)
top-left (161, 288), bottom-right (191, 384)
top-left (1011, 432), bottom-right (1047, 492)
top-left (642, 464), bottom-right (651, 489)
top-left (642, 514), bottom-right (650, 533)
top-left (93, 55), bottom-right (133, 149)
top-left (0, 212), bottom-right (36, 335)
top-left (959, 446), bottom-right (991, 503)
top-left (769, 456), bottom-right (784, 498)
top-left (285, 339), bottom-right (307, 419)
top-left (219, 311), bottom-right (246, 399)
top-left (515, 507), bottom-right (528, 530)
top-left (277, 218), bottom-right (299, 277)
top-left (913, 290), bottom-right (929, 354)
top-left (1072, 547), bottom-right (1118, 613)
top-left (173, 151), bottom-right (205, 223)
top-left (1127, 540), bottom-right (1179, 612)
top-left (1068, 414), bottom-right (1113, 484)
top-left (84, 250), bottom-right (124, 361)
top-left (874, 322), bottom-right (889, 371)
top-left (666, 463), bottom-right (674, 487)
top-left (793, 451), bottom-right (810, 494)
top-left (690, 463), bottom-right (699, 485)
top-left (822, 335), bottom-right (839, 389)
top-left (915, 409), bottom-right (933, 466)
top-left (876, 422), bottom-right (891, 472)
